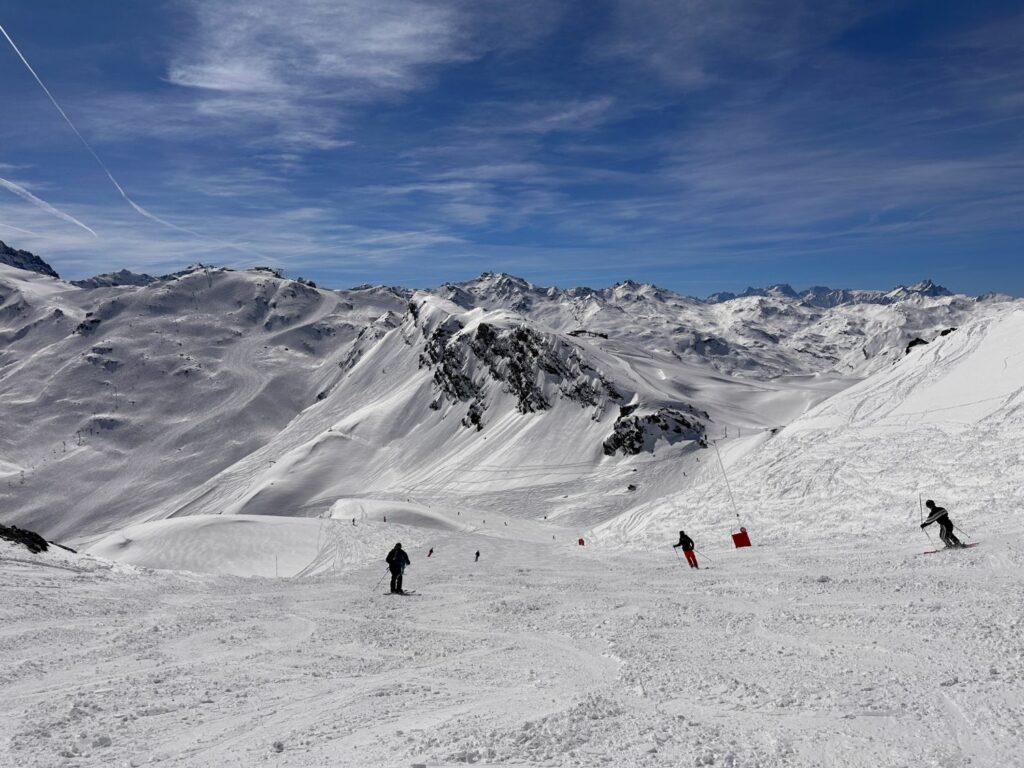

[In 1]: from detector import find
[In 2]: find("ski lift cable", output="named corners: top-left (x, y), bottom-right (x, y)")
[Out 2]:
top-left (712, 439), bottom-right (741, 524)
top-left (0, 23), bottom-right (264, 259)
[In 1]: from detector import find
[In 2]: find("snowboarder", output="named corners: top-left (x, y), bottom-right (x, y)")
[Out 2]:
top-left (475, 550), bottom-right (480, 562)
top-left (921, 500), bottom-right (964, 549)
top-left (673, 530), bottom-right (699, 568)
top-left (385, 543), bottom-right (411, 593)
top-left (427, 548), bottom-right (434, 558)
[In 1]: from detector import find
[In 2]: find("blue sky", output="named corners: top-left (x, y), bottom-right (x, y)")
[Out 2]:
top-left (0, 0), bottom-right (1022, 295)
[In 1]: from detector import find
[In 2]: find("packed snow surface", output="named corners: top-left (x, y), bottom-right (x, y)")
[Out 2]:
top-left (3, 530), bottom-right (1023, 768)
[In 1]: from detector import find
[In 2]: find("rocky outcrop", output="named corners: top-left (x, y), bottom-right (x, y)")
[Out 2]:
top-left (0, 524), bottom-right (49, 553)
top-left (0, 241), bottom-right (59, 278)
top-left (415, 307), bottom-right (622, 430)
top-left (71, 269), bottom-right (157, 289)
top-left (602, 405), bottom-right (708, 456)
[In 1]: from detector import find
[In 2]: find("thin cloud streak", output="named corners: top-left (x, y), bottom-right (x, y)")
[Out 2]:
top-left (0, 176), bottom-right (97, 237)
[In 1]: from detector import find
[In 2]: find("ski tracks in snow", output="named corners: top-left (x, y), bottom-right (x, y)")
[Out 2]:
top-left (2, 533), bottom-right (1024, 767)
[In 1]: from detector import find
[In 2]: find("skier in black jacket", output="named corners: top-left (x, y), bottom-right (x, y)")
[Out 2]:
top-left (673, 530), bottom-right (699, 568)
top-left (921, 500), bottom-right (964, 549)
top-left (385, 543), bottom-right (411, 593)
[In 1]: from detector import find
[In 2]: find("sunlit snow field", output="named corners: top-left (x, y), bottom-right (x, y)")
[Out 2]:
top-left (3, 525), bottom-right (1022, 768)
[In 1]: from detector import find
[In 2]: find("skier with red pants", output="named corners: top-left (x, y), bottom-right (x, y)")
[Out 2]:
top-left (673, 530), bottom-right (699, 568)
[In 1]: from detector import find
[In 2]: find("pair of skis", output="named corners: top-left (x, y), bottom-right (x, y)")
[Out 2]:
top-left (921, 542), bottom-right (980, 555)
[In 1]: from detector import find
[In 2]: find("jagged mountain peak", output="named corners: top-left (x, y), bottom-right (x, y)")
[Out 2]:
top-left (706, 279), bottom-right (955, 307)
top-left (71, 269), bottom-right (158, 289)
top-left (0, 240), bottom-right (59, 279)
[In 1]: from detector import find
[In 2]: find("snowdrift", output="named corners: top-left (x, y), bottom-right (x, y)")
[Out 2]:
top-left (87, 511), bottom-right (451, 578)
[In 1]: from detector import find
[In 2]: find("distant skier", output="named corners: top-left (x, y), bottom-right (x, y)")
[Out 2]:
top-left (673, 530), bottom-right (699, 569)
top-left (427, 548), bottom-right (434, 558)
top-left (475, 550), bottom-right (480, 562)
top-left (921, 500), bottom-right (964, 549)
top-left (385, 543), bottom-right (411, 594)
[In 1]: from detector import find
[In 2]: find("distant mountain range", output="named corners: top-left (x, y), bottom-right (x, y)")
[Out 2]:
top-left (0, 239), bottom-right (967, 306)
top-left (3, 243), bottom-right (1008, 545)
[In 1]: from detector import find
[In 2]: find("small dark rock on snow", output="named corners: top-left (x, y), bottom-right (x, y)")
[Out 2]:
top-left (0, 524), bottom-right (49, 553)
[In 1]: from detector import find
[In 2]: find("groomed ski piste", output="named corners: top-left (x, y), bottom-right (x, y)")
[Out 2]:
top-left (3, 264), bottom-right (1024, 767)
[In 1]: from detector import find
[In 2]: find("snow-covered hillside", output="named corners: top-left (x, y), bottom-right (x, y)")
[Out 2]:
top-left (0, 260), bottom-right (1011, 548)
top-left (598, 302), bottom-right (1024, 548)
top-left (4, 255), bottom-right (1023, 768)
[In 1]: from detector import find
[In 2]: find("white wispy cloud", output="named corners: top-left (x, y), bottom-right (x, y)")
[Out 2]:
top-left (0, 176), bottom-right (97, 237)
top-left (166, 0), bottom-right (474, 150)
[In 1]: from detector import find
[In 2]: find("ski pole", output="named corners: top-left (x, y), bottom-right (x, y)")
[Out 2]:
top-left (672, 547), bottom-right (683, 566)
top-left (372, 568), bottom-right (389, 594)
top-left (694, 548), bottom-right (713, 563)
top-left (919, 496), bottom-right (935, 546)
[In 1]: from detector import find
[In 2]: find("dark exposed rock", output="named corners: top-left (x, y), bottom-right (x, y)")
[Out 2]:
top-left (0, 524), bottom-right (49, 553)
top-left (603, 405), bottom-right (708, 456)
top-left (71, 269), bottom-right (157, 289)
top-left (415, 311), bottom-right (623, 430)
top-left (0, 240), bottom-right (59, 278)
top-left (905, 337), bottom-right (928, 354)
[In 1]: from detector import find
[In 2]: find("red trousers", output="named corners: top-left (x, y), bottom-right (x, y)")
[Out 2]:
top-left (684, 550), bottom-right (699, 568)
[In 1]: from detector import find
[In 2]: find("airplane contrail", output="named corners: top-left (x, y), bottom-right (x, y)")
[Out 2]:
top-left (0, 176), bottom-right (98, 237)
top-left (0, 22), bottom-right (265, 258)
top-left (0, 220), bottom-right (47, 238)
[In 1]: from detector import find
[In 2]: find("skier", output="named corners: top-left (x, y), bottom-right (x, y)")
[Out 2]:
top-left (385, 542), bottom-right (411, 594)
top-left (475, 550), bottom-right (480, 562)
top-left (921, 500), bottom-right (964, 549)
top-left (673, 530), bottom-right (699, 569)
top-left (427, 548), bottom-right (434, 558)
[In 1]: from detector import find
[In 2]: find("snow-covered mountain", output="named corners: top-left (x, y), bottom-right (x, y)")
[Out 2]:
top-left (1, 255), bottom-right (1011, 550)
top-left (705, 278), bottom-right (953, 307)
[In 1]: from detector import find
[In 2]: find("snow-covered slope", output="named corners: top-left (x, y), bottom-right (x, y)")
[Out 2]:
top-left (0, 260), bottom-right (1012, 552)
top-left (598, 302), bottom-right (1024, 547)
top-left (0, 265), bottom-right (407, 539)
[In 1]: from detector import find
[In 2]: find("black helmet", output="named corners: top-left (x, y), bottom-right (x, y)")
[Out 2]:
top-left (395, 542), bottom-right (402, 548)
top-left (925, 500), bottom-right (935, 508)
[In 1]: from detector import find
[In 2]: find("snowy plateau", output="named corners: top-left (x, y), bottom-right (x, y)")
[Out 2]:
top-left (1, 257), bottom-right (1023, 768)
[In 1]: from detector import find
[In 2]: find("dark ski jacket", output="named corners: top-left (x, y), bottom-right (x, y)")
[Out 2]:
top-left (386, 547), bottom-right (410, 573)
top-left (921, 507), bottom-right (953, 531)
top-left (673, 533), bottom-right (695, 552)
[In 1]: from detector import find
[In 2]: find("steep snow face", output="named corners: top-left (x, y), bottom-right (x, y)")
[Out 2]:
top-left (0, 267), bottom-right (408, 539)
top-left (598, 303), bottom-right (1024, 547)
